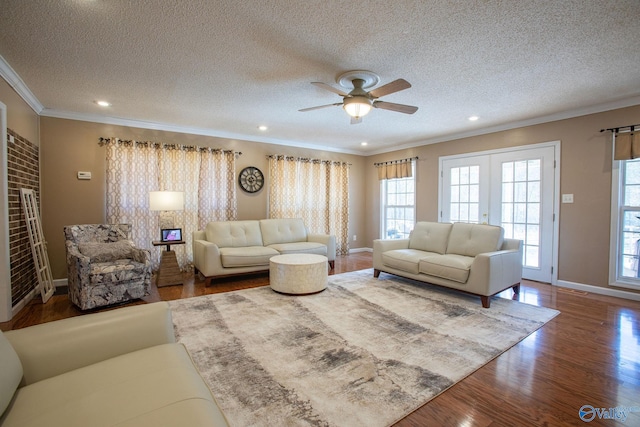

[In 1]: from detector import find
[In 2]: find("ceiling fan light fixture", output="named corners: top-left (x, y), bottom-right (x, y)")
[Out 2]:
top-left (343, 96), bottom-right (372, 118)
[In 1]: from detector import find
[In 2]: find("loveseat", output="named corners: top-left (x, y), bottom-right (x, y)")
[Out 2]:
top-left (373, 221), bottom-right (522, 308)
top-left (193, 218), bottom-right (336, 285)
top-left (0, 302), bottom-right (229, 427)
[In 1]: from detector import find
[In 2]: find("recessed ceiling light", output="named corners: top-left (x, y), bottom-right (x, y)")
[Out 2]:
top-left (361, 142), bottom-right (368, 146)
top-left (258, 125), bottom-right (268, 131)
top-left (468, 115), bottom-right (479, 121)
top-left (95, 100), bottom-right (111, 107)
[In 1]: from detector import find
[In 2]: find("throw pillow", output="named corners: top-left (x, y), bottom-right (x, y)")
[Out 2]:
top-left (78, 241), bottom-right (135, 262)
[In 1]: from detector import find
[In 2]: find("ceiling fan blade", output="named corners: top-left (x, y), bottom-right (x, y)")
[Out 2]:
top-left (350, 116), bottom-right (362, 125)
top-left (368, 79), bottom-right (412, 98)
top-left (299, 102), bottom-right (342, 112)
top-left (373, 101), bottom-right (418, 114)
top-left (311, 82), bottom-right (348, 97)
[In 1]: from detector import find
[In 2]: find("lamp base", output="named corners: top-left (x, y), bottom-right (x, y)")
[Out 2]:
top-left (159, 211), bottom-right (175, 230)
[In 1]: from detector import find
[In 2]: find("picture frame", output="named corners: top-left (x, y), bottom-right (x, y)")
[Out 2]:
top-left (161, 228), bottom-right (182, 242)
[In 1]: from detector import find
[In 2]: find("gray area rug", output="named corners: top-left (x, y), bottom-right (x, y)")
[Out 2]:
top-left (169, 269), bottom-right (559, 427)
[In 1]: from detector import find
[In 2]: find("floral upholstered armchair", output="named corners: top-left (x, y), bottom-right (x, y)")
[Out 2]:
top-left (64, 224), bottom-right (151, 310)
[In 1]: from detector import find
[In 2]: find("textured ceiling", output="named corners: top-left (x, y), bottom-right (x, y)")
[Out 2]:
top-left (1, 0), bottom-right (639, 154)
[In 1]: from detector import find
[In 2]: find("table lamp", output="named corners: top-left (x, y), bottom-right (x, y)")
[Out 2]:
top-left (149, 191), bottom-right (184, 230)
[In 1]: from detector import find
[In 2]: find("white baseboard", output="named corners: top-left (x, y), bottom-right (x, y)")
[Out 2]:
top-left (53, 278), bottom-right (68, 288)
top-left (11, 288), bottom-right (37, 317)
top-left (349, 247), bottom-right (372, 254)
top-left (556, 280), bottom-right (640, 302)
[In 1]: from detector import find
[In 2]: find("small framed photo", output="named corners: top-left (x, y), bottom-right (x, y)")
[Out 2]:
top-left (161, 228), bottom-right (182, 242)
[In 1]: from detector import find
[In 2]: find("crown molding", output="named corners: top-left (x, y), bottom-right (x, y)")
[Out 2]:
top-left (0, 55), bottom-right (43, 114)
top-left (365, 95), bottom-right (640, 156)
top-left (39, 108), bottom-right (364, 155)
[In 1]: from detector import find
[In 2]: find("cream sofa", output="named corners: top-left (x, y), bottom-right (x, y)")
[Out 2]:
top-left (193, 218), bottom-right (336, 285)
top-left (373, 222), bottom-right (522, 308)
top-left (0, 302), bottom-right (229, 427)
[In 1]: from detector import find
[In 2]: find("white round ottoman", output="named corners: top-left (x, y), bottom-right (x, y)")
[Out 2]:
top-left (269, 254), bottom-right (328, 295)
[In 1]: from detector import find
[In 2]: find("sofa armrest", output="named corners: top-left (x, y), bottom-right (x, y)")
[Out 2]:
top-left (373, 238), bottom-right (410, 271)
top-left (374, 238), bottom-right (410, 252)
top-left (308, 233), bottom-right (336, 260)
top-left (467, 248), bottom-right (523, 295)
top-left (4, 302), bottom-right (175, 385)
top-left (193, 239), bottom-right (223, 277)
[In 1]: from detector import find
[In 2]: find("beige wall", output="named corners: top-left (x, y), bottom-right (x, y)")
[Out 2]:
top-left (39, 117), bottom-right (366, 279)
top-left (18, 95), bottom-right (640, 295)
top-left (366, 105), bottom-right (640, 293)
top-left (0, 78), bottom-right (39, 144)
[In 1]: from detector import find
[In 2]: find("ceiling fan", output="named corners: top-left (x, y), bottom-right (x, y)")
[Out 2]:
top-left (299, 70), bottom-right (418, 124)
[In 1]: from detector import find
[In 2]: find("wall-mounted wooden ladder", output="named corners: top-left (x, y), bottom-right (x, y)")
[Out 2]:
top-left (20, 188), bottom-right (54, 303)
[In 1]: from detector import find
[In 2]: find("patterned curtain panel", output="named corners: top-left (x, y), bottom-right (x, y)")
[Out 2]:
top-left (103, 138), bottom-right (237, 270)
top-left (268, 155), bottom-right (350, 255)
top-left (376, 157), bottom-right (415, 180)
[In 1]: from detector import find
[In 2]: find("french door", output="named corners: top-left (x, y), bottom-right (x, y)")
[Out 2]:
top-left (440, 144), bottom-right (558, 283)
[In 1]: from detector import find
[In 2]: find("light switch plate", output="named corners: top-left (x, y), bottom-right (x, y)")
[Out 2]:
top-left (562, 194), bottom-right (574, 203)
top-left (77, 171), bottom-right (92, 180)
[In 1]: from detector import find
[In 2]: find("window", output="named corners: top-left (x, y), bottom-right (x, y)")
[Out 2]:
top-left (501, 159), bottom-right (541, 268)
top-left (449, 165), bottom-right (480, 223)
top-left (381, 165), bottom-right (415, 239)
top-left (612, 158), bottom-right (640, 288)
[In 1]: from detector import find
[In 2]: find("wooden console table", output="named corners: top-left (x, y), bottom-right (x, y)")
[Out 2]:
top-left (152, 240), bottom-right (185, 287)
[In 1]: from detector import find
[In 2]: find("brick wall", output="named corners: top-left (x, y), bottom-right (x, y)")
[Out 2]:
top-left (7, 129), bottom-right (40, 306)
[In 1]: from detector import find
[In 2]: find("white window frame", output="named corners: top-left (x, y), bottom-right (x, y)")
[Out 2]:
top-left (609, 157), bottom-right (640, 290)
top-left (380, 162), bottom-right (416, 239)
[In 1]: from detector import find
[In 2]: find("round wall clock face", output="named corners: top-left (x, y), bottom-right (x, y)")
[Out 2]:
top-left (238, 166), bottom-right (264, 193)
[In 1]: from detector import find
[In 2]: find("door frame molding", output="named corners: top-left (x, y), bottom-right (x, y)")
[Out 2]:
top-left (438, 140), bottom-right (560, 285)
top-left (0, 101), bottom-right (10, 321)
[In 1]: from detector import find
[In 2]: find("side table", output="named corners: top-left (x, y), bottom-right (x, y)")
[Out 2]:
top-left (269, 254), bottom-right (328, 295)
top-left (152, 240), bottom-right (185, 287)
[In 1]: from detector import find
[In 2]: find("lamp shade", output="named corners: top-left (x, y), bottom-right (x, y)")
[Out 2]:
top-left (343, 96), bottom-right (372, 118)
top-left (149, 191), bottom-right (184, 211)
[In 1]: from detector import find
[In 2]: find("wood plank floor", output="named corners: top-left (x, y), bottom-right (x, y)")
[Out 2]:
top-left (3, 252), bottom-right (639, 426)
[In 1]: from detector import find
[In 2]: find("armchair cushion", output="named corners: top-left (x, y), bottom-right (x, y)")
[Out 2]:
top-left (78, 240), bottom-right (136, 262)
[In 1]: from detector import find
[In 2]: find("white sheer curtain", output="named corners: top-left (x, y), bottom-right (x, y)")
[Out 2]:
top-left (103, 138), bottom-right (237, 269)
top-left (268, 155), bottom-right (350, 255)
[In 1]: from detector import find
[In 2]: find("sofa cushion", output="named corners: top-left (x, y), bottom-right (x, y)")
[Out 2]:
top-left (268, 242), bottom-right (327, 256)
top-left (259, 218), bottom-right (308, 246)
top-left (219, 246), bottom-right (279, 267)
top-left (205, 221), bottom-right (263, 248)
top-left (419, 254), bottom-right (475, 283)
top-left (0, 343), bottom-right (228, 427)
top-left (382, 249), bottom-right (438, 275)
top-left (446, 223), bottom-right (504, 257)
top-left (408, 222), bottom-right (453, 254)
top-left (0, 331), bottom-right (23, 416)
top-left (78, 240), bottom-right (135, 262)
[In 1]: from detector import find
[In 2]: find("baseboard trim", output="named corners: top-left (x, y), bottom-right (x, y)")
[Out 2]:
top-left (54, 278), bottom-right (68, 288)
top-left (349, 247), bottom-right (372, 254)
top-left (556, 280), bottom-right (640, 302)
top-left (12, 288), bottom-right (37, 317)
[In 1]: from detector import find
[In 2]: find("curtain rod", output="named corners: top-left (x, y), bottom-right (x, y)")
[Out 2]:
top-left (99, 137), bottom-right (242, 155)
top-left (373, 156), bottom-right (418, 167)
top-left (266, 154), bottom-right (351, 165)
top-left (600, 124), bottom-right (640, 133)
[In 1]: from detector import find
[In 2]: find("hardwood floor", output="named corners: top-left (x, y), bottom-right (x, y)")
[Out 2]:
top-left (3, 252), bottom-right (639, 426)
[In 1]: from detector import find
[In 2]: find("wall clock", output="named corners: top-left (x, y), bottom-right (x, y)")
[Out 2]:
top-left (238, 166), bottom-right (264, 193)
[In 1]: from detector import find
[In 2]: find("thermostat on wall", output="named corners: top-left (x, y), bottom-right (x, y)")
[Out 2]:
top-left (77, 171), bottom-right (92, 180)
